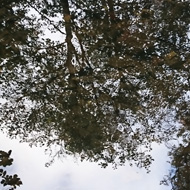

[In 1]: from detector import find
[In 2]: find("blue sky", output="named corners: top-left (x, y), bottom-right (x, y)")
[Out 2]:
top-left (0, 132), bottom-right (171, 190)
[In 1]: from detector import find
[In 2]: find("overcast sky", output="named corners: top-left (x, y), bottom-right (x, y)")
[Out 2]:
top-left (0, 132), bottom-right (172, 190)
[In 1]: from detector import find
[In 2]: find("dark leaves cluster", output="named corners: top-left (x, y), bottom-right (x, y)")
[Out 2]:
top-left (161, 143), bottom-right (190, 190)
top-left (0, 150), bottom-right (22, 190)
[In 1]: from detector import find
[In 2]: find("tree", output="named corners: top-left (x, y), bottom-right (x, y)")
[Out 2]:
top-left (161, 112), bottom-right (190, 190)
top-left (0, 150), bottom-right (22, 190)
top-left (0, 0), bottom-right (190, 172)
top-left (161, 143), bottom-right (190, 190)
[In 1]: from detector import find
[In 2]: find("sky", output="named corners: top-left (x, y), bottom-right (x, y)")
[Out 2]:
top-left (0, 132), bottom-right (171, 190)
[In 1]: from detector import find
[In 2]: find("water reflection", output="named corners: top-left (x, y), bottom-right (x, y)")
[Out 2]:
top-left (0, 0), bottom-right (190, 188)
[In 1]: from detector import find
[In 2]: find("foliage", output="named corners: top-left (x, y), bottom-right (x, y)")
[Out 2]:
top-left (160, 112), bottom-right (190, 190)
top-left (161, 143), bottom-right (190, 190)
top-left (0, 150), bottom-right (22, 190)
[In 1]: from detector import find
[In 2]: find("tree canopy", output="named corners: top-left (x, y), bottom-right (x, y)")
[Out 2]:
top-left (0, 0), bottom-right (190, 185)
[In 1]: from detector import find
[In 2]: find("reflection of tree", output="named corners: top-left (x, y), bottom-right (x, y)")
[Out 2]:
top-left (161, 112), bottom-right (190, 190)
top-left (0, 150), bottom-right (22, 190)
top-left (161, 143), bottom-right (190, 190)
top-left (0, 0), bottom-right (190, 172)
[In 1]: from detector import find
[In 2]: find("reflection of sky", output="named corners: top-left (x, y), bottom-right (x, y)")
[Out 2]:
top-left (0, 133), bottom-right (171, 190)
